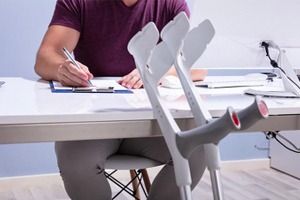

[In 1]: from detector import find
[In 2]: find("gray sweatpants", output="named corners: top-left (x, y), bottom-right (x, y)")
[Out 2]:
top-left (55, 137), bottom-right (206, 200)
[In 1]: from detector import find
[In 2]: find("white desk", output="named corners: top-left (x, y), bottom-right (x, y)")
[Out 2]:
top-left (0, 77), bottom-right (300, 144)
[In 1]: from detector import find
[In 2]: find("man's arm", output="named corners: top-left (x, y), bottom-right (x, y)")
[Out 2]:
top-left (165, 67), bottom-right (207, 82)
top-left (34, 25), bottom-right (93, 87)
top-left (118, 67), bottom-right (207, 89)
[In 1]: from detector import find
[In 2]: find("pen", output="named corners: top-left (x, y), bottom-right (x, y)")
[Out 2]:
top-left (62, 47), bottom-right (93, 86)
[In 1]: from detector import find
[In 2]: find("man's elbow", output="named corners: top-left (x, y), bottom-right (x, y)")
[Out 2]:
top-left (34, 54), bottom-right (44, 78)
top-left (34, 52), bottom-right (51, 80)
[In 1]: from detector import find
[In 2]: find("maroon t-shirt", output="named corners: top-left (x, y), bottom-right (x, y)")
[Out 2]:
top-left (50, 0), bottom-right (190, 77)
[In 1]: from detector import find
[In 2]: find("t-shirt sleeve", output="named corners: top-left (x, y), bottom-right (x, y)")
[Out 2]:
top-left (169, 0), bottom-right (190, 19)
top-left (49, 0), bottom-right (82, 32)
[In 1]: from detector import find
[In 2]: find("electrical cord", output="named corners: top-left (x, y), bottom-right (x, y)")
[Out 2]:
top-left (261, 41), bottom-right (279, 68)
top-left (265, 131), bottom-right (300, 153)
top-left (261, 41), bottom-right (300, 90)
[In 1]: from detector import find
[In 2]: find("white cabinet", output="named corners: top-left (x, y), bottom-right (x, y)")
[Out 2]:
top-left (270, 130), bottom-right (300, 179)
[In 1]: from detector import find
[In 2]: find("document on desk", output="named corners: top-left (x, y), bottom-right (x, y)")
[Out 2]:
top-left (244, 88), bottom-right (299, 98)
top-left (50, 80), bottom-right (133, 94)
top-left (194, 76), bottom-right (266, 88)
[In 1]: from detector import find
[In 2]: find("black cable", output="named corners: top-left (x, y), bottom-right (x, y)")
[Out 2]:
top-left (261, 41), bottom-right (300, 90)
top-left (264, 131), bottom-right (300, 153)
top-left (274, 136), bottom-right (300, 153)
top-left (261, 42), bottom-right (278, 68)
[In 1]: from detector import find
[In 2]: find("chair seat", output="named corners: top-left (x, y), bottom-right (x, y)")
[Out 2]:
top-left (105, 154), bottom-right (163, 170)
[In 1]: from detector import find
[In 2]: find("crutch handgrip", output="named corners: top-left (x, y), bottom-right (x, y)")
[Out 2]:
top-left (176, 107), bottom-right (241, 158)
top-left (237, 96), bottom-right (269, 130)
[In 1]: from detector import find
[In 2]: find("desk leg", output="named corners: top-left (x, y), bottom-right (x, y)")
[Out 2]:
top-left (204, 143), bottom-right (224, 200)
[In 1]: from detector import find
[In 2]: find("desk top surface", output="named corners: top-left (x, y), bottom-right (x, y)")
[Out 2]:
top-left (1, 77), bottom-right (300, 125)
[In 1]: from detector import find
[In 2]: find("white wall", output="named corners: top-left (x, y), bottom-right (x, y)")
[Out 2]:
top-left (0, 0), bottom-right (59, 177)
top-left (190, 0), bottom-right (300, 69)
top-left (0, 0), bottom-right (56, 78)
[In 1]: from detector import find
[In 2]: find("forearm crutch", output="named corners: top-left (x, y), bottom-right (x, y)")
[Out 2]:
top-left (160, 12), bottom-right (269, 200)
top-left (128, 14), bottom-right (269, 199)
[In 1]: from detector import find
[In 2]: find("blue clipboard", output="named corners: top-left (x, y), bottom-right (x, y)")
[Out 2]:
top-left (49, 81), bottom-right (133, 94)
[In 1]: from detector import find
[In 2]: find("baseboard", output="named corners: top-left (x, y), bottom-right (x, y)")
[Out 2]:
top-left (0, 173), bottom-right (62, 189)
top-left (0, 159), bottom-right (270, 189)
top-left (221, 158), bottom-right (270, 171)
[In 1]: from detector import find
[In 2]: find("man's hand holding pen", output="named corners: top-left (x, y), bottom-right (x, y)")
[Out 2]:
top-left (57, 59), bottom-right (94, 87)
top-left (60, 47), bottom-right (94, 87)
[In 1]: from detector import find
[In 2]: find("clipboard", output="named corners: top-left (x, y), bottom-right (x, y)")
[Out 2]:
top-left (49, 80), bottom-right (133, 94)
top-left (72, 86), bottom-right (114, 93)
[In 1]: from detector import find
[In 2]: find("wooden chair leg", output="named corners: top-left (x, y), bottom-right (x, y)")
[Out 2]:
top-left (141, 169), bottom-right (151, 194)
top-left (130, 170), bottom-right (141, 199)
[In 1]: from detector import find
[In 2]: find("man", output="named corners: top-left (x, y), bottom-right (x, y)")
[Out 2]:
top-left (34, 0), bottom-right (207, 199)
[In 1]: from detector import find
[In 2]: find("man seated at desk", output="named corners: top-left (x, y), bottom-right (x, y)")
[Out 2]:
top-left (34, 0), bottom-right (207, 199)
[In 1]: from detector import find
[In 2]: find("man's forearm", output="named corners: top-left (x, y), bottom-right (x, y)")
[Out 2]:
top-left (190, 68), bottom-right (207, 81)
top-left (166, 67), bottom-right (207, 81)
top-left (34, 48), bottom-right (65, 81)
